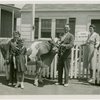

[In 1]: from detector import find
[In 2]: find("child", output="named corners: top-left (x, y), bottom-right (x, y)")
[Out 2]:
top-left (15, 39), bottom-right (27, 89)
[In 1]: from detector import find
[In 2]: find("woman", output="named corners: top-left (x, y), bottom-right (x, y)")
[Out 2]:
top-left (15, 39), bottom-right (27, 89)
top-left (6, 31), bottom-right (21, 86)
top-left (86, 24), bottom-right (100, 83)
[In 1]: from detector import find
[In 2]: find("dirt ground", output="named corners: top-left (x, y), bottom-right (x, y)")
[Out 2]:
top-left (0, 75), bottom-right (100, 95)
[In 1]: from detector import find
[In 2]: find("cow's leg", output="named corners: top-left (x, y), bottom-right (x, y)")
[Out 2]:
top-left (34, 60), bottom-right (40, 86)
top-left (34, 59), bottom-right (44, 86)
top-left (38, 67), bottom-right (43, 83)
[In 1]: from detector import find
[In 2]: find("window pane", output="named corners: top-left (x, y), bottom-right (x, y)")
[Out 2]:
top-left (55, 19), bottom-right (66, 37)
top-left (41, 19), bottom-right (51, 38)
top-left (69, 18), bottom-right (76, 35)
top-left (35, 18), bottom-right (39, 39)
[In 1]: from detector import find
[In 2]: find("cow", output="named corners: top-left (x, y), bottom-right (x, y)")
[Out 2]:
top-left (26, 38), bottom-right (59, 86)
top-left (0, 39), bottom-right (10, 82)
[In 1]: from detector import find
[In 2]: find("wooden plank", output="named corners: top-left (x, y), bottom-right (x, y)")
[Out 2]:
top-left (82, 46), bottom-right (86, 78)
top-left (21, 24), bottom-right (32, 27)
top-left (97, 50), bottom-right (100, 84)
top-left (54, 54), bottom-right (58, 79)
top-left (42, 68), bottom-right (45, 77)
top-left (92, 49), bottom-right (97, 84)
top-left (47, 67), bottom-right (50, 78)
top-left (78, 46), bottom-right (82, 78)
top-left (12, 10), bottom-right (14, 36)
top-left (74, 46), bottom-right (78, 78)
top-left (0, 8), bottom-right (1, 36)
top-left (50, 59), bottom-right (54, 79)
top-left (70, 47), bottom-right (74, 78)
top-left (31, 4), bottom-right (35, 41)
top-left (21, 28), bottom-right (32, 32)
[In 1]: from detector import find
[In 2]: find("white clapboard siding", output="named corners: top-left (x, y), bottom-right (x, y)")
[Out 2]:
top-left (21, 24), bottom-right (32, 40)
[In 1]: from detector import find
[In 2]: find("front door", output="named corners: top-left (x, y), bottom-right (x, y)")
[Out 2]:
top-left (91, 19), bottom-right (100, 35)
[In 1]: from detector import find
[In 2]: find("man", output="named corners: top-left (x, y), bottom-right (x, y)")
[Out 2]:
top-left (55, 24), bottom-right (74, 87)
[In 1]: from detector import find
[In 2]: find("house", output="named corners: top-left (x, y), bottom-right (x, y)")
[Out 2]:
top-left (0, 4), bottom-right (20, 38)
top-left (21, 4), bottom-right (100, 43)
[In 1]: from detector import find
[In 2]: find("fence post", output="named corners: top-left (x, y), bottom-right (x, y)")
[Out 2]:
top-left (54, 54), bottom-right (58, 79)
top-left (92, 48), bottom-right (97, 84)
top-left (82, 45), bottom-right (88, 79)
top-left (78, 46), bottom-right (82, 78)
top-left (70, 46), bottom-right (74, 78)
top-left (97, 49), bottom-right (100, 84)
top-left (74, 45), bottom-right (78, 78)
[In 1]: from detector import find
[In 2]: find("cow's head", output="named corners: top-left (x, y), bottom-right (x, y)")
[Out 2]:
top-left (48, 38), bottom-right (59, 54)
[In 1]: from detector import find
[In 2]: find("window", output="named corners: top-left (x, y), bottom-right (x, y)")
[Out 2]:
top-left (55, 19), bottom-right (67, 38)
top-left (91, 19), bottom-right (100, 35)
top-left (1, 9), bottom-right (12, 37)
top-left (69, 18), bottom-right (76, 36)
top-left (41, 19), bottom-right (51, 38)
top-left (34, 18), bottom-right (39, 39)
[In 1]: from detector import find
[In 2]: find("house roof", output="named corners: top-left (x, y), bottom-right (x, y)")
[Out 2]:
top-left (22, 4), bottom-right (100, 11)
top-left (0, 4), bottom-right (21, 18)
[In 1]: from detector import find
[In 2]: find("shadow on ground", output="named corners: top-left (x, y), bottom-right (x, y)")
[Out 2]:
top-left (0, 75), bottom-right (100, 88)
top-left (24, 76), bottom-right (56, 87)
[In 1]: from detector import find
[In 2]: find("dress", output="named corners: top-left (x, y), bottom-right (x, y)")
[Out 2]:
top-left (87, 32), bottom-right (99, 70)
top-left (7, 38), bottom-right (18, 83)
top-left (15, 46), bottom-right (27, 72)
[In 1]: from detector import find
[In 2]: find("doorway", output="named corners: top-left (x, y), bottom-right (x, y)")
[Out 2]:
top-left (91, 19), bottom-right (100, 35)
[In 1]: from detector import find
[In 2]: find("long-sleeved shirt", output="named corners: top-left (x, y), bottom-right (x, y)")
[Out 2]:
top-left (59, 32), bottom-right (74, 59)
top-left (86, 32), bottom-right (100, 48)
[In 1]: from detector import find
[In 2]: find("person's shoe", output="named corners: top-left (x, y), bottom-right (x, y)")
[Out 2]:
top-left (15, 82), bottom-right (20, 88)
top-left (21, 82), bottom-right (24, 89)
top-left (8, 83), bottom-right (12, 86)
top-left (34, 79), bottom-right (38, 87)
top-left (13, 83), bottom-right (17, 86)
top-left (55, 82), bottom-right (62, 85)
top-left (38, 79), bottom-right (43, 84)
top-left (64, 83), bottom-right (69, 87)
top-left (88, 78), bottom-right (93, 83)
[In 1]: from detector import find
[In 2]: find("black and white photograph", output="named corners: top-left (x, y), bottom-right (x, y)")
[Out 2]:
top-left (0, 0), bottom-right (100, 98)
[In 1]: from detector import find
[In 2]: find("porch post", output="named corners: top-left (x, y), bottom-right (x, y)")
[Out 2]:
top-left (31, 4), bottom-right (35, 41)
top-left (12, 10), bottom-right (14, 37)
top-left (0, 8), bottom-right (1, 37)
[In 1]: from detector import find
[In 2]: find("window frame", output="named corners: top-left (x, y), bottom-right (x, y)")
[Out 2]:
top-left (38, 17), bottom-right (69, 40)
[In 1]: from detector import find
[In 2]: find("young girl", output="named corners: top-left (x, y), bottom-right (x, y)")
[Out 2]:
top-left (15, 39), bottom-right (27, 89)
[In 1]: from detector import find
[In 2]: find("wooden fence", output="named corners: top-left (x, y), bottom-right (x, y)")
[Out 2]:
top-left (0, 45), bottom-right (100, 84)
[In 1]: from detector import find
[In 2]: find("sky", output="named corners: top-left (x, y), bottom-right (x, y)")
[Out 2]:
top-left (0, 0), bottom-right (100, 4)
top-left (1, 0), bottom-right (100, 9)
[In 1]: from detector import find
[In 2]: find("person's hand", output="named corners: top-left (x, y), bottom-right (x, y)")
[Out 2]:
top-left (25, 63), bottom-right (27, 67)
top-left (25, 63), bottom-right (28, 70)
top-left (60, 44), bottom-right (66, 47)
top-left (6, 59), bottom-right (9, 64)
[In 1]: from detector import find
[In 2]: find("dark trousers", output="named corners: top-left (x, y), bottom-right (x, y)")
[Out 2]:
top-left (57, 57), bottom-right (71, 84)
top-left (9, 56), bottom-right (17, 84)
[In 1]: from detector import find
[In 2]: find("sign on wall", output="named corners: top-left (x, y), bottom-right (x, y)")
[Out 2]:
top-left (75, 31), bottom-right (89, 45)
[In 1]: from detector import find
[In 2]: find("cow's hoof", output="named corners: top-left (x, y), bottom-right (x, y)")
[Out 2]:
top-left (34, 82), bottom-right (38, 87)
top-left (39, 80), bottom-right (43, 84)
top-left (34, 80), bottom-right (39, 87)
